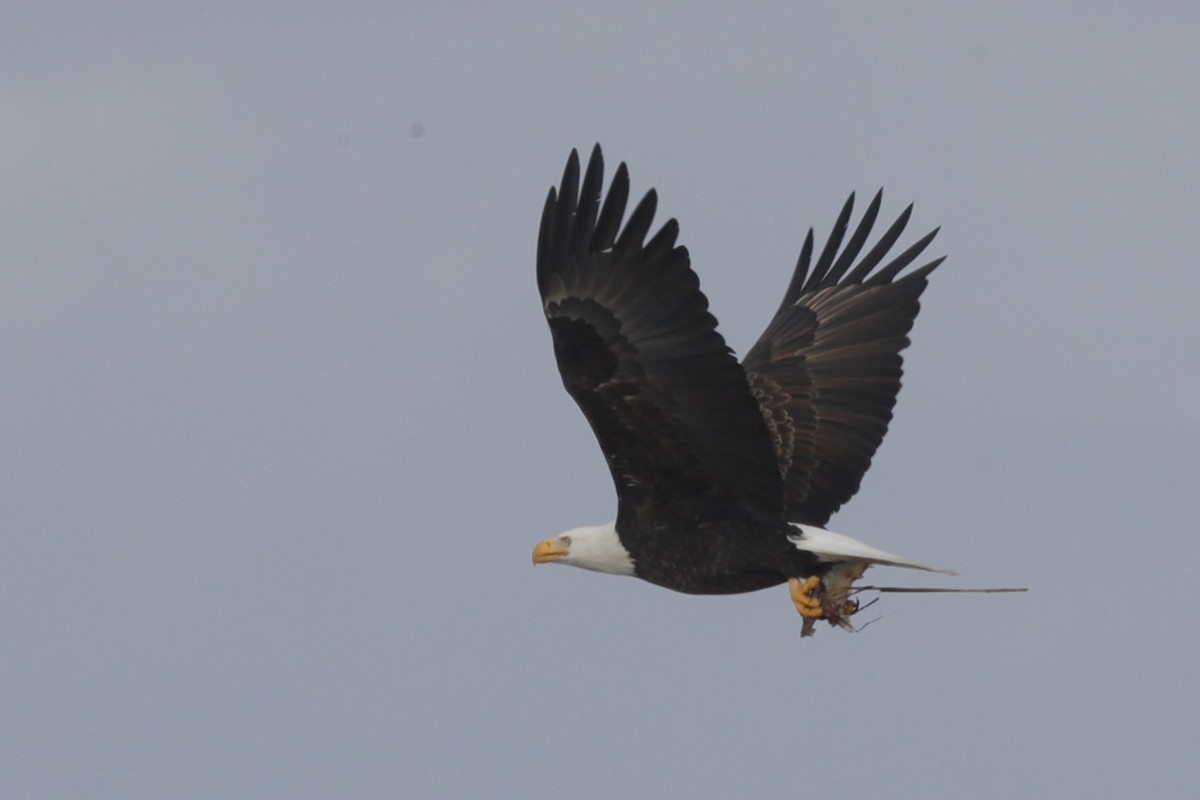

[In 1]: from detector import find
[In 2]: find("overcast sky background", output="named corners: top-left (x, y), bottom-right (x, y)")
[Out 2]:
top-left (3, 3), bottom-right (1198, 798)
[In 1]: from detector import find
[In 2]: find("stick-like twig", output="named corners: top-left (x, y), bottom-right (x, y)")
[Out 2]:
top-left (855, 586), bottom-right (1028, 593)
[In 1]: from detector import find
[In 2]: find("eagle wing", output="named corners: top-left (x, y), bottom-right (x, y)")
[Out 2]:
top-left (742, 191), bottom-right (944, 526)
top-left (539, 146), bottom-right (783, 517)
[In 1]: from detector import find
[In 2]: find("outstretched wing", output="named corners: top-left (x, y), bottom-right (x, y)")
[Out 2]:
top-left (743, 191), bottom-right (944, 526)
top-left (539, 146), bottom-right (782, 517)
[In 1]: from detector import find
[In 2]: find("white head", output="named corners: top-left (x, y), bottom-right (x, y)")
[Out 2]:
top-left (531, 522), bottom-right (635, 576)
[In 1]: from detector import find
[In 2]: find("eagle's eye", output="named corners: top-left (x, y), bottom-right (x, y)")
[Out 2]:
top-left (560, 535), bottom-right (572, 547)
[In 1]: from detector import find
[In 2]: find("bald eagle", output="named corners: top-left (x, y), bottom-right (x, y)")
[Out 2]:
top-left (532, 145), bottom-right (965, 636)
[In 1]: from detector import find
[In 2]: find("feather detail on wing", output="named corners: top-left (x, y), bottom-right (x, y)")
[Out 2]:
top-left (538, 146), bottom-right (783, 517)
top-left (743, 191), bottom-right (944, 526)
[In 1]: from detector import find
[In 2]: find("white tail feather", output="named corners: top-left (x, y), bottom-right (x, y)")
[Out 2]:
top-left (788, 524), bottom-right (957, 575)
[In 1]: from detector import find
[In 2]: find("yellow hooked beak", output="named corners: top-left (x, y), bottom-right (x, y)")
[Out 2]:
top-left (532, 538), bottom-right (569, 565)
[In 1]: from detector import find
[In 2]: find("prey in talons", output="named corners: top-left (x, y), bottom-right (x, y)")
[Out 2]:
top-left (790, 561), bottom-right (872, 637)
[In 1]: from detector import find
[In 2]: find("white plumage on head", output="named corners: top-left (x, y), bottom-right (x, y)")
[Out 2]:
top-left (540, 522), bottom-right (635, 576)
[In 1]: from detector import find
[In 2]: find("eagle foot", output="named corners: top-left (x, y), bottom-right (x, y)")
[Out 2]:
top-left (789, 575), bottom-right (824, 618)
top-left (791, 572), bottom-right (866, 637)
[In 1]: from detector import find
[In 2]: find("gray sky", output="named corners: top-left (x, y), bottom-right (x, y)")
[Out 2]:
top-left (4, 3), bottom-right (1198, 797)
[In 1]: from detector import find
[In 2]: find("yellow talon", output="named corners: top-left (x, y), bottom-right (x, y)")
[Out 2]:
top-left (788, 575), bottom-right (825, 619)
